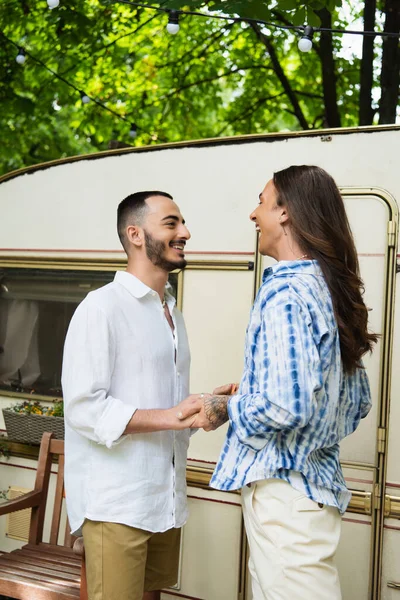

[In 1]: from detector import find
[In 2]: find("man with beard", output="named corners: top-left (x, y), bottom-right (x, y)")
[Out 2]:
top-left (62, 191), bottom-right (202, 600)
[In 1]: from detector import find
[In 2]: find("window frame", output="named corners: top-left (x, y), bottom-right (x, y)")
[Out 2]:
top-left (0, 257), bottom-right (184, 402)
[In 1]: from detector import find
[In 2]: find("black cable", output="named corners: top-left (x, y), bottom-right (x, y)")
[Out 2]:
top-left (1, 32), bottom-right (155, 138)
top-left (111, 0), bottom-right (400, 39)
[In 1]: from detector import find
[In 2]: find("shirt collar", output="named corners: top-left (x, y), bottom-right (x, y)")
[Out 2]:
top-left (114, 270), bottom-right (173, 300)
top-left (262, 259), bottom-right (320, 282)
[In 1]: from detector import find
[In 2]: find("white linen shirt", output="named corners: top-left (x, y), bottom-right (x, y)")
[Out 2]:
top-left (62, 271), bottom-right (191, 535)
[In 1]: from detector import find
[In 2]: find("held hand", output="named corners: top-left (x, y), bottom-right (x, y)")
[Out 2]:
top-left (212, 383), bottom-right (239, 395)
top-left (171, 411), bottom-right (199, 430)
top-left (191, 395), bottom-right (230, 432)
top-left (175, 393), bottom-right (208, 421)
top-left (190, 404), bottom-right (214, 432)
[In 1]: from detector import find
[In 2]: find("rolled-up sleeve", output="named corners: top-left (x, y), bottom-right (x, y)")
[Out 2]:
top-left (62, 299), bottom-right (136, 448)
top-left (228, 301), bottom-right (323, 451)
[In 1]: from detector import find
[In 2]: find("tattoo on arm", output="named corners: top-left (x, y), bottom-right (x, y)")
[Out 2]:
top-left (204, 395), bottom-right (230, 429)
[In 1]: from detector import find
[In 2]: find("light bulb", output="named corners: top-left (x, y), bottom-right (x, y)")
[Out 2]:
top-left (298, 25), bottom-right (314, 53)
top-left (298, 37), bottom-right (312, 52)
top-left (16, 49), bottom-right (26, 65)
top-left (129, 124), bottom-right (138, 139)
top-left (167, 23), bottom-right (180, 34)
top-left (47, 0), bottom-right (60, 8)
top-left (167, 10), bottom-right (180, 35)
top-left (80, 92), bottom-right (90, 104)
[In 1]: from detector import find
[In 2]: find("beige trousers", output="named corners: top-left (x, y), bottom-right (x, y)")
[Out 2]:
top-left (242, 478), bottom-right (342, 600)
top-left (82, 521), bottom-right (181, 600)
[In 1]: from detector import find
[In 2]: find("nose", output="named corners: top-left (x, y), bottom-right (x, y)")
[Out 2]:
top-left (179, 223), bottom-right (191, 240)
top-left (249, 209), bottom-right (256, 222)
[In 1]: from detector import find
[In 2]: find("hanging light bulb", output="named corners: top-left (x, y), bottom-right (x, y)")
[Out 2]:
top-left (16, 48), bottom-right (26, 65)
top-left (80, 91), bottom-right (90, 104)
top-left (47, 0), bottom-right (60, 8)
top-left (129, 124), bottom-right (138, 139)
top-left (298, 26), bottom-right (314, 52)
top-left (166, 10), bottom-right (180, 35)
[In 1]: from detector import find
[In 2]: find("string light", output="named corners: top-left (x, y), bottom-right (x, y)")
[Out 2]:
top-left (298, 26), bottom-right (314, 52)
top-left (113, 0), bottom-right (400, 41)
top-left (166, 10), bottom-right (180, 35)
top-left (1, 32), bottom-right (157, 142)
top-left (80, 91), bottom-right (91, 104)
top-left (129, 124), bottom-right (138, 138)
top-left (16, 48), bottom-right (26, 65)
top-left (5, 38), bottom-right (169, 142)
top-left (3, 0), bottom-right (400, 145)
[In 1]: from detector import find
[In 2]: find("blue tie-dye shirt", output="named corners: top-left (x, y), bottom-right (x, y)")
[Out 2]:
top-left (210, 260), bottom-right (372, 513)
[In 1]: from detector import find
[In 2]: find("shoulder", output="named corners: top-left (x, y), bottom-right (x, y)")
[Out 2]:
top-left (259, 273), bottom-right (331, 334)
top-left (259, 276), bottom-right (311, 316)
top-left (72, 282), bottom-right (119, 320)
top-left (261, 263), bottom-right (329, 308)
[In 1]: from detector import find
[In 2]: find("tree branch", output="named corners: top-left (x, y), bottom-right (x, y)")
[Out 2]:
top-left (248, 22), bottom-right (309, 130)
top-left (215, 92), bottom-right (287, 136)
top-left (379, 0), bottom-right (400, 124)
top-left (145, 64), bottom-right (274, 107)
top-left (359, 0), bottom-right (377, 125)
top-left (314, 8), bottom-right (341, 128)
top-left (156, 23), bottom-right (235, 71)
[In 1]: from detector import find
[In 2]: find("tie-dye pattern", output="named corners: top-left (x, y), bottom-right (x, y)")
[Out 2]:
top-left (210, 260), bottom-right (372, 513)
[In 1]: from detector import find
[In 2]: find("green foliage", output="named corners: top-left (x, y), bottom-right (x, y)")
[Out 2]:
top-left (141, 0), bottom-right (342, 25)
top-left (0, 0), bottom-right (389, 175)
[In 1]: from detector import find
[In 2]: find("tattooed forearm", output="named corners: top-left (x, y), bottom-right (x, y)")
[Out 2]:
top-left (204, 395), bottom-right (230, 429)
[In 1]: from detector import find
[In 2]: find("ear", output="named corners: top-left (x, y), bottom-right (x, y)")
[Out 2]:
top-left (278, 207), bottom-right (289, 225)
top-left (126, 225), bottom-right (143, 248)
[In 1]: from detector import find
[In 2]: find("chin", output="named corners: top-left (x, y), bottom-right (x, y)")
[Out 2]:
top-left (164, 257), bottom-right (187, 272)
top-left (175, 258), bottom-right (187, 269)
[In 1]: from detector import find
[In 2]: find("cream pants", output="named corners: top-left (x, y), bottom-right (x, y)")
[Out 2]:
top-left (242, 478), bottom-right (342, 600)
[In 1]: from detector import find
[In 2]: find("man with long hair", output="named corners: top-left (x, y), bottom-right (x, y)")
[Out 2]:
top-left (183, 166), bottom-right (375, 599)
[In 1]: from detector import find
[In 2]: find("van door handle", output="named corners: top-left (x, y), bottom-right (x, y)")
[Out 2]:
top-left (388, 581), bottom-right (400, 590)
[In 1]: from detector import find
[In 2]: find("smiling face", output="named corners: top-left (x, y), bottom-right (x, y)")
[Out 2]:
top-left (141, 195), bottom-right (190, 272)
top-left (250, 179), bottom-right (287, 258)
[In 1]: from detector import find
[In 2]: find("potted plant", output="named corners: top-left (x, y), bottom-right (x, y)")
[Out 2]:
top-left (2, 399), bottom-right (64, 444)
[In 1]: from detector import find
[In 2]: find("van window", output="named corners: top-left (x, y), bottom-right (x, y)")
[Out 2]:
top-left (0, 268), bottom-right (179, 399)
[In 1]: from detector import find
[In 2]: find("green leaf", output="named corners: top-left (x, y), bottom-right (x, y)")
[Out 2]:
top-left (307, 8), bottom-right (321, 26)
top-left (14, 96), bottom-right (35, 115)
top-left (292, 6), bottom-right (307, 25)
top-left (275, 0), bottom-right (298, 10)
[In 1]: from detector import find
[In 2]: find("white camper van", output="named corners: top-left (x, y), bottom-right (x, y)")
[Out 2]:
top-left (0, 125), bottom-right (399, 600)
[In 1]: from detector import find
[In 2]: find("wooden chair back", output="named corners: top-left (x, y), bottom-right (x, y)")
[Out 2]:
top-left (29, 431), bottom-right (74, 547)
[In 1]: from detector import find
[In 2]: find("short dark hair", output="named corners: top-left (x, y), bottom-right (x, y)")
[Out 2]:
top-left (117, 191), bottom-right (173, 253)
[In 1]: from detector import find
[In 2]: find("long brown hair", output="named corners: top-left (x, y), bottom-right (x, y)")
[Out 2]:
top-left (273, 165), bottom-right (377, 373)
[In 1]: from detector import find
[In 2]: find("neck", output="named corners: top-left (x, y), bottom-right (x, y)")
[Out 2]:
top-left (126, 256), bottom-right (169, 299)
top-left (273, 236), bottom-right (308, 262)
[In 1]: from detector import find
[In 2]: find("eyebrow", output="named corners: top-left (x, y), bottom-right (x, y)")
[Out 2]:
top-left (161, 215), bottom-right (186, 224)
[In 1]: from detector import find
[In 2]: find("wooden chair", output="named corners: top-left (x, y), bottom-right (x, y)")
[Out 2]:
top-left (0, 432), bottom-right (87, 600)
